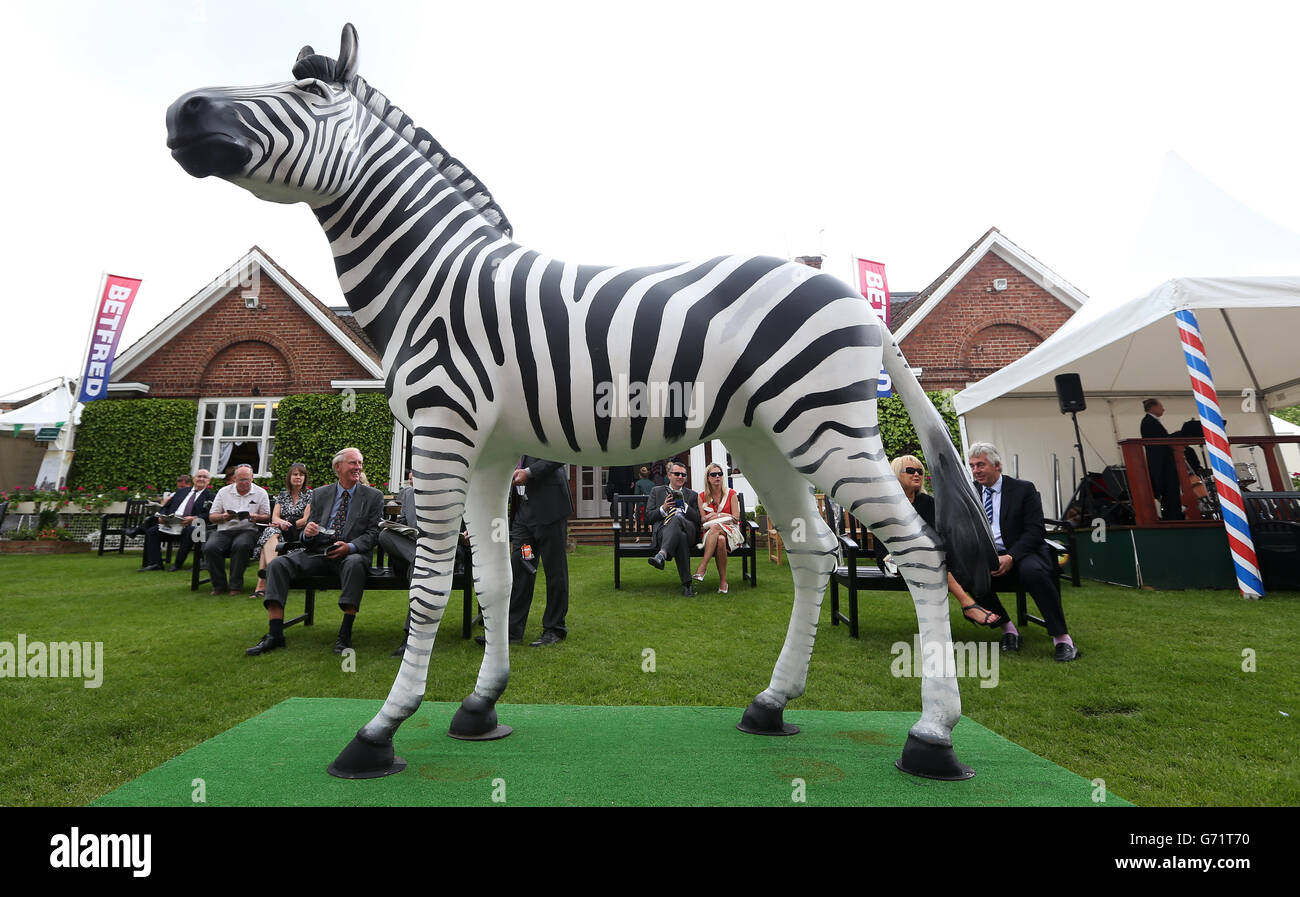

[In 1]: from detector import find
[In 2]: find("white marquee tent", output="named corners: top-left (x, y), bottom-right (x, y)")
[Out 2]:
top-left (954, 276), bottom-right (1300, 513)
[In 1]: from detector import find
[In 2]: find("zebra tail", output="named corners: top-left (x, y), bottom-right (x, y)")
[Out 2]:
top-left (880, 325), bottom-right (998, 601)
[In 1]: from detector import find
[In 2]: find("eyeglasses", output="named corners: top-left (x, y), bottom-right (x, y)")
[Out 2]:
top-left (708, 472), bottom-right (723, 478)
top-left (903, 467), bottom-right (924, 476)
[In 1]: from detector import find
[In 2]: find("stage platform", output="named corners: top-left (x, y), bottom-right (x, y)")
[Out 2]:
top-left (1075, 524), bottom-right (1239, 589)
top-left (91, 698), bottom-right (1129, 807)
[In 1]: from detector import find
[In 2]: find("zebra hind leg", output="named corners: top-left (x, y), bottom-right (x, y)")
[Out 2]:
top-left (728, 437), bottom-right (839, 736)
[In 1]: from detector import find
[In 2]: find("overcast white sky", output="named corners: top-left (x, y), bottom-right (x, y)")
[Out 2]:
top-left (6, 0), bottom-right (1300, 398)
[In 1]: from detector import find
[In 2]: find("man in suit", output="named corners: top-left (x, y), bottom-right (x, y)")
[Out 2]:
top-left (137, 469), bottom-right (214, 571)
top-left (499, 456), bottom-right (572, 647)
top-left (246, 447), bottom-right (383, 656)
top-left (1142, 398), bottom-right (1185, 520)
top-left (968, 442), bottom-right (1080, 662)
top-left (645, 460), bottom-right (702, 597)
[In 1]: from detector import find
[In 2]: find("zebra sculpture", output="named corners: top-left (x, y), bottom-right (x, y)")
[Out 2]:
top-left (167, 24), bottom-right (997, 781)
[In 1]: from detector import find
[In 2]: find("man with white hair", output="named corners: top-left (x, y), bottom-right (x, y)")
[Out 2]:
top-left (968, 442), bottom-right (1080, 662)
top-left (204, 465), bottom-right (270, 595)
top-left (246, 448), bottom-right (383, 656)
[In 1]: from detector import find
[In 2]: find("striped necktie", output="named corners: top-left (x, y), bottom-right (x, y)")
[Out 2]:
top-left (983, 486), bottom-right (995, 525)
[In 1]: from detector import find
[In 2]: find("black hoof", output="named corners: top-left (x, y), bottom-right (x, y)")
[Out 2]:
top-left (327, 730), bottom-right (407, 779)
top-left (448, 693), bottom-right (513, 741)
top-left (894, 733), bottom-right (974, 780)
top-left (736, 699), bottom-right (799, 736)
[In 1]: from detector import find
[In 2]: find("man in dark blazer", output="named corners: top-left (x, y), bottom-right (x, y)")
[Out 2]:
top-left (499, 456), bottom-right (573, 647)
top-left (968, 442), bottom-right (1080, 662)
top-left (1141, 398), bottom-right (1185, 520)
top-left (246, 448), bottom-right (383, 656)
top-left (644, 460), bottom-right (702, 597)
top-left (137, 470), bottom-right (214, 571)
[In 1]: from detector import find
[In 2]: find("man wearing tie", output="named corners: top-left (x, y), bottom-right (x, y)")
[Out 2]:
top-left (968, 442), bottom-right (1080, 662)
top-left (137, 470), bottom-right (214, 571)
top-left (246, 447), bottom-right (383, 656)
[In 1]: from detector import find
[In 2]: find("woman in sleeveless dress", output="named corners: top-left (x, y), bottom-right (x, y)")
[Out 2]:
top-left (693, 462), bottom-right (742, 594)
top-left (252, 463), bottom-right (312, 599)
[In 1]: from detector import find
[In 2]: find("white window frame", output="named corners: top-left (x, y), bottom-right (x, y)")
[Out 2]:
top-left (191, 396), bottom-right (283, 478)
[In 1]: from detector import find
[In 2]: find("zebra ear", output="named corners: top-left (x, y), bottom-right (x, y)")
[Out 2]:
top-left (336, 23), bottom-right (359, 83)
top-left (296, 45), bottom-right (315, 63)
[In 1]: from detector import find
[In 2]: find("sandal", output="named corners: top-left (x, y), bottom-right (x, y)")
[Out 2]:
top-left (253, 589), bottom-right (266, 600)
top-left (717, 585), bottom-right (728, 594)
top-left (961, 603), bottom-right (1003, 628)
top-left (692, 571), bottom-right (705, 582)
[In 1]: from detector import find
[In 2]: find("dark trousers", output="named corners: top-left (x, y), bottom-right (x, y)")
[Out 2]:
top-left (203, 528), bottom-right (258, 591)
top-left (143, 523), bottom-right (196, 568)
top-left (981, 550), bottom-right (1069, 637)
top-left (264, 550), bottom-right (370, 611)
top-left (1151, 469), bottom-right (1185, 520)
top-left (508, 517), bottom-right (569, 641)
top-left (379, 530), bottom-right (416, 584)
top-left (654, 515), bottom-right (697, 586)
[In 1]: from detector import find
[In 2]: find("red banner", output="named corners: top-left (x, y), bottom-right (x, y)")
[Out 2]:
top-left (78, 275), bottom-right (142, 403)
top-left (855, 258), bottom-right (890, 327)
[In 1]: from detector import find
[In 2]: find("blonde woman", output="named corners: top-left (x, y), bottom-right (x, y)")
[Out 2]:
top-left (693, 462), bottom-right (742, 594)
top-left (891, 455), bottom-right (1003, 628)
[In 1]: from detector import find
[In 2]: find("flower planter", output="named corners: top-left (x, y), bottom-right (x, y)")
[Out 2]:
top-left (6, 501), bottom-right (128, 515)
top-left (0, 540), bottom-right (93, 554)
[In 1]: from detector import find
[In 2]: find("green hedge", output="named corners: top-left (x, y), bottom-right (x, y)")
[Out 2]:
top-left (270, 393), bottom-right (394, 491)
top-left (68, 399), bottom-right (198, 491)
top-left (878, 389), bottom-right (961, 468)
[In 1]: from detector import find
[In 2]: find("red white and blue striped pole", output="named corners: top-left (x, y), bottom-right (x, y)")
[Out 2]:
top-left (1175, 309), bottom-right (1264, 598)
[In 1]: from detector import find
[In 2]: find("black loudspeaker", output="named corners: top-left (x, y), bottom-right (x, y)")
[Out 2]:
top-left (1054, 373), bottom-right (1086, 414)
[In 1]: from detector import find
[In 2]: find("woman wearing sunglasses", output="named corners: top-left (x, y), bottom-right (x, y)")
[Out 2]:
top-left (891, 455), bottom-right (1003, 628)
top-left (694, 462), bottom-right (742, 593)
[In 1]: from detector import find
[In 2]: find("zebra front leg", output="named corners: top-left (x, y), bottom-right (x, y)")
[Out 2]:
top-left (328, 428), bottom-right (475, 778)
top-left (447, 454), bottom-right (516, 741)
top-left (731, 441), bottom-right (838, 736)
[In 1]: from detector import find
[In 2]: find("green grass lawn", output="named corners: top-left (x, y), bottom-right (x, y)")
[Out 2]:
top-left (0, 548), bottom-right (1296, 806)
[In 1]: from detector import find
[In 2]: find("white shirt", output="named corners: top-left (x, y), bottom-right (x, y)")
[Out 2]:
top-left (981, 477), bottom-right (1006, 553)
top-left (210, 483), bottom-right (270, 532)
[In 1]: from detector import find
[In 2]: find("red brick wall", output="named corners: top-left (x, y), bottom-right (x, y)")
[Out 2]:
top-left (899, 253), bottom-right (1074, 391)
top-left (123, 282), bottom-right (375, 398)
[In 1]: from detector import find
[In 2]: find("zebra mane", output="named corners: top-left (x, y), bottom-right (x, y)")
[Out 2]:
top-left (290, 47), bottom-right (512, 238)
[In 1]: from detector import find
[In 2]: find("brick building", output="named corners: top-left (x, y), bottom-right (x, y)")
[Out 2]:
top-left (106, 247), bottom-right (396, 481)
top-left (890, 227), bottom-right (1085, 390)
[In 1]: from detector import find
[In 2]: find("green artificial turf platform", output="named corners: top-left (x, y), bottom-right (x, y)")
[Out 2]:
top-left (93, 698), bottom-right (1130, 807)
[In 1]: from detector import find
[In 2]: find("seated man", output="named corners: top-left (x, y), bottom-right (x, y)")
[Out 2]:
top-left (246, 447), bottom-right (383, 656)
top-left (138, 470), bottom-right (214, 571)
top-left (968, 442), bottom-right (1080, 662)
top-left (644, 461), bottom-right (702, 597)
top-left (203, 465), bottom-right (270, 595)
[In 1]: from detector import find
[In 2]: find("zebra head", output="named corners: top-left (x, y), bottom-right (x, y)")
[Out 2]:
top-left (166, 24), bottom-right (365, 205)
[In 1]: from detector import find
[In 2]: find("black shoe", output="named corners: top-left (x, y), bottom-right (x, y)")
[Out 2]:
top-left (137, 564), bottom-right (163, 572)
top-left (529, 630), bottom-right (565, 647)
top-left (474, 635), bottom-right (523, 647)
top-left (682, 584), bottom-right (696, 597)
top-left (245, 633), bottom-right (285, 656)
top-left (648, 552), bottom-right (666, 570)
top-left (167, 564), bottom-right (183, 572)
top-left (1054, 642), bottom-right (1081, 663)
top-left (125, 527), bottom-right (145, 538)
top-left (1000, 632), bottom-right (1021, 653)
top-left (333, 635), bottom-right (353, 655)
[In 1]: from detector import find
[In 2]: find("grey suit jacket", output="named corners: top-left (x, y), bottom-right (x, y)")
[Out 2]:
top-left (645, 484), bottom-right (701, 542)
top-left (306, 481), bottom-right (384, 559)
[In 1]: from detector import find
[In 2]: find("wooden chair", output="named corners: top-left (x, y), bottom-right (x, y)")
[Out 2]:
top-left (97, 499), bottom-right (155, 555)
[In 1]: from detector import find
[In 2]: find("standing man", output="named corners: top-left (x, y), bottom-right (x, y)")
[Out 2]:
top-left (138, 470), bottom-right (214, 571)
top-left (246, 448), bottom-right (383, 656)
top-left (968, 442), bottom-right (1080, 662)
top-left (204, 465), bottom-right (270, 595)
top-left (645, 460), bottom-right (702, 597)
top-left (501, 457), bottom-right (572, 647)
top-left (1141, 398), bottom-right (1185, 521)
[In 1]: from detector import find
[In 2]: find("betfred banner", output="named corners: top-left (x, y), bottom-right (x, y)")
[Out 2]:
top-left (77, 275), bottom-right (142, 403)
top-left (856, 258), bottom-right (890, 326)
